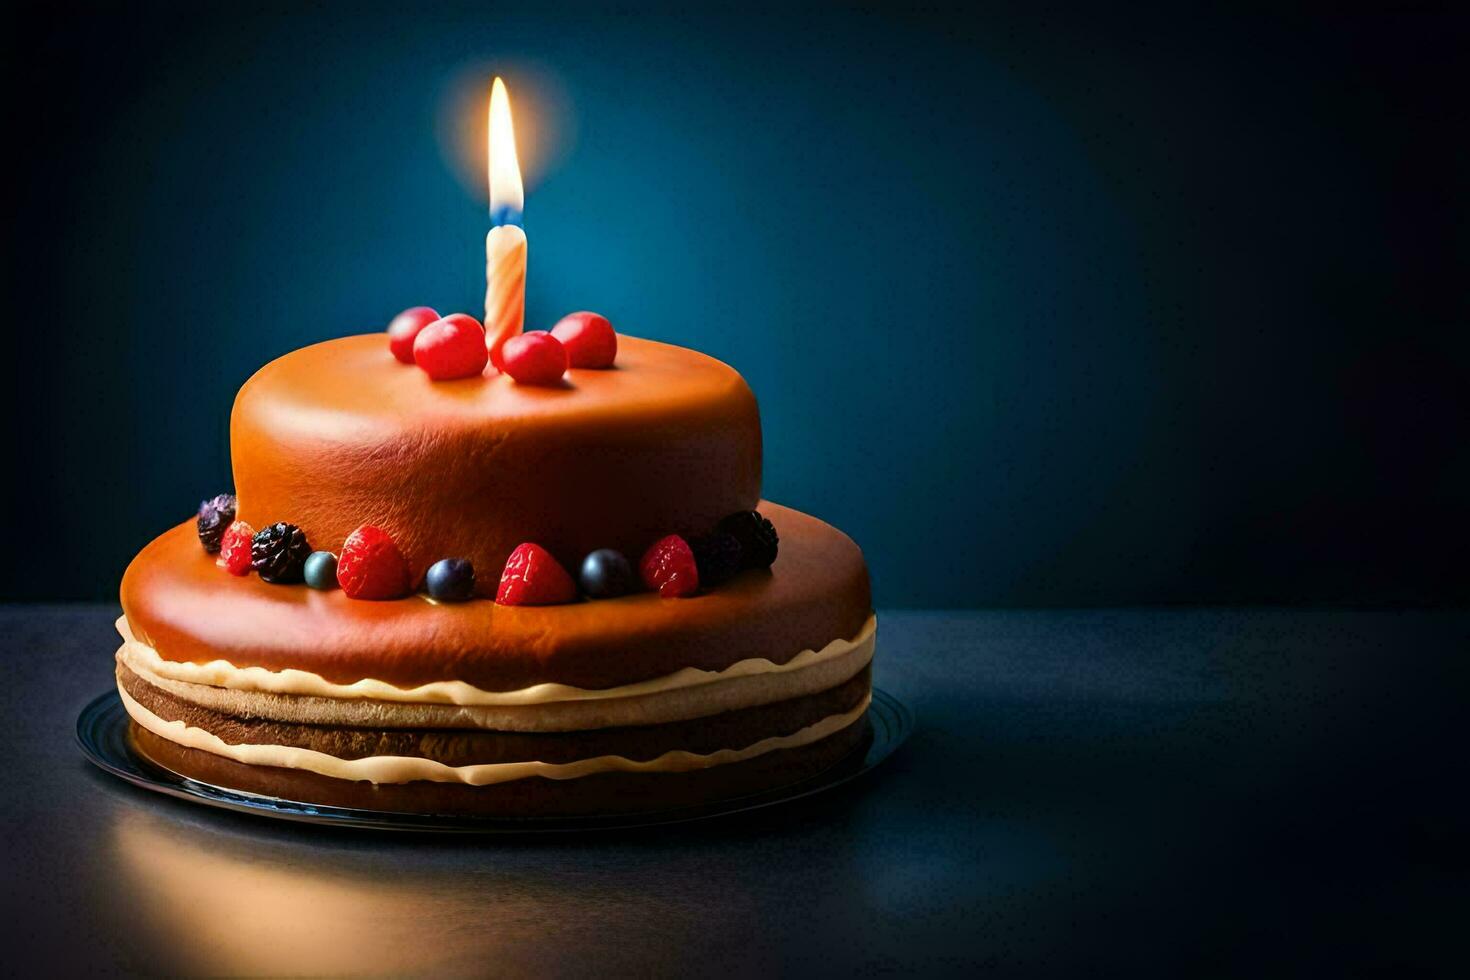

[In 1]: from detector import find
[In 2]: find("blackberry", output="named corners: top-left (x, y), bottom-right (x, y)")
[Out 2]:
top-left (691, 533), bottom-right (743, 587)
top-left (196, 493), bottom-right (237, 553)
top-left (717, 510), bottom-right (779, 569)
top-left (251, 522), bottom-right (311, 584)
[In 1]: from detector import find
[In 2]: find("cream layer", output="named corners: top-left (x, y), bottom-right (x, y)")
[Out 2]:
top-left (121, 635), bottom-right (873, 732)
top-left (119, 684), bottom-right (871, 786)
top-left (115, 614), bottom-right (876, 708)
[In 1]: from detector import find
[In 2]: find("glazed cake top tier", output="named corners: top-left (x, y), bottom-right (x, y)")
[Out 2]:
top-left (231, 333), bottom-right (762, 592)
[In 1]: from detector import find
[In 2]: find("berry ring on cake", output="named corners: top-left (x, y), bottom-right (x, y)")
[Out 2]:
top-left (114, 325), bottom-right (876, 817)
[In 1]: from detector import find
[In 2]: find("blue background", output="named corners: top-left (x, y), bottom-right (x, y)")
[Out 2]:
top-left (7, 5), bottom-right (1467, 605)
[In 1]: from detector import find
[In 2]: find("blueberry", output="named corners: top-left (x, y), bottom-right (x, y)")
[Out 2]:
top-left (579, 549), bottom-right (634, 599)
top-left (303, 551), bottom-right (339, 590)
top-left (426, 558), bottom-right (476, 602)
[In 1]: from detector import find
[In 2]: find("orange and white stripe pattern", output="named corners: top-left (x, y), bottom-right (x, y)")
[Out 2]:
top-left (484, 224), bottom-right (526, 370)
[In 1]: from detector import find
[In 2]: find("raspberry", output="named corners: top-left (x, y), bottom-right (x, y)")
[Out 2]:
top-left (718, 511), bottom-right (779, 569)
top-left (639, 535), bottom-right (700, 597)
top-left (196, 493), bottom-right (237, 553)
top-left (496, 543), bottom-right (578, 606)
top-left (337, 525), bottom-right (411, 600)
top-left (251, 522), bottom-right (311, 584)
top-left (691, 532), bottom-right (743, 587)
top-left (217, 520), bottom-right (256, 576)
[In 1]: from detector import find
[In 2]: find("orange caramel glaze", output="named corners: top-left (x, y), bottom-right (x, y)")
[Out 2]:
top-left (230, 333), bottom-right (762, 593)
top-left (120, 503), bottom-right (872, 691)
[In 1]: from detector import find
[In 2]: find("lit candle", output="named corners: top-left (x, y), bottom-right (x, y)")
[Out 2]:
top-left (485, 77), bottom-right (526, 371)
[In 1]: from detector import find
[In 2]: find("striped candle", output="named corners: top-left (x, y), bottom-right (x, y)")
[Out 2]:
top-left (485, 224), bottom-right (526, 370)
top-left (484, 77), bottom-right (525, 372)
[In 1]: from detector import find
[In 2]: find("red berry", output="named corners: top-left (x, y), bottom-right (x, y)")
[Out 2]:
top-left (413, 314), bottom-right (488, 381)
top-left (550, 311), bottom-right (617, 369)
top-left (218, 520), bottom-right (256, 576)
top-left (387, 306), bottom-right (440, 364)
top-left (501, 332), bottom-right (569, 386)
top-left (639, 535), bottom-right (700, 597)
top-left (337, 524), bottom-right (411, 600)
top-left (496, 543), bottom-right (577, 605)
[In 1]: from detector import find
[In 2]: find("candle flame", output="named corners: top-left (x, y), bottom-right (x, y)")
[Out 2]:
top-left (488, 77), bottom-right (524, 219)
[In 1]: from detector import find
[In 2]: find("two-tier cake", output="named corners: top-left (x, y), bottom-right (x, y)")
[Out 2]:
top-left (115, 320), bottom-right (875, 816)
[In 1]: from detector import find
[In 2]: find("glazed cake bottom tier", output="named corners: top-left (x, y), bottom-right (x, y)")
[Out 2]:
top-left (122, 666), bottom-right (871, 816)
top-left (116, 502), bottom-right (876, 815)
top-left (116, 644), bottom-right (873, 816)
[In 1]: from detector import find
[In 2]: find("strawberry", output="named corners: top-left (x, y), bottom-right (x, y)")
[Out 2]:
top-left (639, 535), bottom-right (700, 597)
top-left (337, 524), bottom-right (411, 600)
top-left (496, 543), bottom-right (577, 605)
top-left (217, 520), bottom-right (256, 576)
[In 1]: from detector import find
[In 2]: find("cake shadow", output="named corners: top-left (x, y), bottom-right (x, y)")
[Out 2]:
top-left (98, 769), bottom-right (895, 975)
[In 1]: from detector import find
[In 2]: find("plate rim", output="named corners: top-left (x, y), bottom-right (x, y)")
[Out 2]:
top-left (76, 687), bottom-right (913, 834)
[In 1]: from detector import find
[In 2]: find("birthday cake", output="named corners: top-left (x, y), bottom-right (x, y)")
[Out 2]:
top-left (114, 313), bottom-right (875, 816)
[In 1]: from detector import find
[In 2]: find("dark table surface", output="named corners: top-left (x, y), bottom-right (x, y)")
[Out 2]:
top-left (3, 605), bottom-right (1465, 976)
